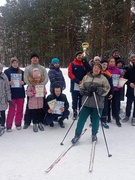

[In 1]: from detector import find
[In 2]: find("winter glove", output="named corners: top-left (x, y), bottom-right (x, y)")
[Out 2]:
top-left (90, 85), bottom-right (97, 92)
top-left (81, 56), bottom-right (87, 62)
top-left (96, 87), bottom-right (104, 95)
top-left (8, 101), bottom-right (15, 107)
top-left (80, 89), bottom-right (92, 97)
top-left (88, 84), bottom-right (97, 92)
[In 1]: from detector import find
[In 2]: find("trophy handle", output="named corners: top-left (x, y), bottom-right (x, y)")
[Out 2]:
top-left (82, 42), bottom-right (89, 57)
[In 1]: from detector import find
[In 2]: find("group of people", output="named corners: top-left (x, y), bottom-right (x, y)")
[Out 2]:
top-left (0, 50), bottom-right (135, 143)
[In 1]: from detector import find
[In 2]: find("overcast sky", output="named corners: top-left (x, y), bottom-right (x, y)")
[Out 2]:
top-left (0, 0), bottom-right (6, 6)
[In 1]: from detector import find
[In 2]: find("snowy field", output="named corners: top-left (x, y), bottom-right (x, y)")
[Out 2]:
top-left (0, 68), bottom-right (135, 180)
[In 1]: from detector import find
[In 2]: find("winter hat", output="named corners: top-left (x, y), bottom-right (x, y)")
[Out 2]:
top-left (30, 53), bottom-right (39, 59)
top-left (93, 63), bottom-right (103, 70)
top-left (51, 58), bottom-right (60, 65)
top-left (32, 68), bottom-right (41, 78)
top-left (10, 57), bottom-right (19, 64)
top-left (75, 51), bottom-right (83, 57)
top-left (130, 54), bottom-right (135, 59)
top-left (100, 59), bottom-right (108, 64)
top-left (111, 49), bottom-right (119, 55)
top-left (116, 59), bottom-right (125, 66)
top-left (93, 56), bottom-right (101, 61)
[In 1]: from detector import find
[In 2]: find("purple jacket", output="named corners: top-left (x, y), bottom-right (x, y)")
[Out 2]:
top-left (108, 65), bottom-right (122, 91)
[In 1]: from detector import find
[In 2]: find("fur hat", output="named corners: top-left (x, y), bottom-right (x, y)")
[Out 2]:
top-left (32, 68), bottom-right (41, 78)
top-left (30, 53), bottom-right (39, 59)
top-left (51, 58), bottom-right (60, 65)
top-left (10, 57), bottom-right (19, 64)
top-left (75, 51), bottom-right (83, 57)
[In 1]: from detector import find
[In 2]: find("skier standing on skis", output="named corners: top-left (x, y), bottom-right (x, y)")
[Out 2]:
top-left (71, 63), bottom-right (110, 143)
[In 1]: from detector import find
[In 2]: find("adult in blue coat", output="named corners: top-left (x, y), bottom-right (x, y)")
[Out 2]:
top-left (48, 58), bottom-right (66, 93)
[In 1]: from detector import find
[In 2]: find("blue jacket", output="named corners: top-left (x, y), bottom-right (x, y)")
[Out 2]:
top-left (4, 66), bottom-right (25, 99)
top-left (48, 64), bottom-right (66, 93)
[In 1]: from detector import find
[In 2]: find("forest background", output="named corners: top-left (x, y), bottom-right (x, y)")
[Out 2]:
top-left (0, 0), bottom-right (135, 67)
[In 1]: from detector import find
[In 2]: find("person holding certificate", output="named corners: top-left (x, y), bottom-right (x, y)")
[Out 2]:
top-left (4, 57), bottom-right (25, 132)
top-left (26, 68), bottom-right (47, 132)
top-left (44, 85), bottom-right (69, 128)
top-left (108, 57), bottom-right (122, 127)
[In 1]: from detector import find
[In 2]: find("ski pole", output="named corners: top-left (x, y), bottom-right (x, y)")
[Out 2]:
top-left (60, 96), bottom-right (89, 145)
top-left (93, 92), bottom-right (112, 157)
top-left (60, 120), bottom-right (75, 145)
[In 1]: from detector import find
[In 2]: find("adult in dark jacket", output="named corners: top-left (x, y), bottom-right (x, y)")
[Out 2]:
top-left (122, 54), bottom-right (135, 126)
top-left (100, 59), bottom-right (114, 128)
top-left (110, 49), bottom-right (122, 63)
top-left (44, 85), bottom-right (70, 128)
top-left (4, 57), bottom-right (25, 131)
top-left (71, 63), bottom-right (110, 143)
top-left (68, 51), bottom-right (87, 120)
top-left (48, 58), bottom-right (66, 93)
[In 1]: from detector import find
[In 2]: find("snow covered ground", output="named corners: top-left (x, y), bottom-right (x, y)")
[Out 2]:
top-left (1, 68), bottom-right (135, 180)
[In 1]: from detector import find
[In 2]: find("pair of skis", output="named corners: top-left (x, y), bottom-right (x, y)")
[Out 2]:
top-left (45, 128), bottom-right (97, 173)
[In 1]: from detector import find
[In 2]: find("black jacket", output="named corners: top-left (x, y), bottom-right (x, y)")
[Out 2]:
top-left (4, 66), bottom-right (25, 99)
top-left (45, 91), bottom-right (69, 112)
top-left (124, 65), bottom-right (135, 98)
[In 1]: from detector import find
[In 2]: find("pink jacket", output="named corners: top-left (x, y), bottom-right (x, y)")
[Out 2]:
top-left (26, 86), bottom-right (46, 109)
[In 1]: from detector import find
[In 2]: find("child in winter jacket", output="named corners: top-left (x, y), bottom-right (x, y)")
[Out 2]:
top-left (26, 68), bottom-right (47, 132)
top-left (0, 63), bottom-right (12, 136)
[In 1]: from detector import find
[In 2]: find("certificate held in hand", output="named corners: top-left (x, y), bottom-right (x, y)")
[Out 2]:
top-left (35, 85), bottom-right (44, 97)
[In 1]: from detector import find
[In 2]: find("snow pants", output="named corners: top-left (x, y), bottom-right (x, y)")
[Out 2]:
top-left (6, 98), bottom-right (24, 128)
top-left (75, 106), bottom-right (102, 136)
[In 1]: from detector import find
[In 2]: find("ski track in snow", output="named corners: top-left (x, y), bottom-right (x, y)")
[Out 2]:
top-left (0, 68), bottom-right (135, 180)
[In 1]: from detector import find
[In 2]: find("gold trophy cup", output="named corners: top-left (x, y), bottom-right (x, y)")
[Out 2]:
top-left (82, 42), bottom-right (89, 57)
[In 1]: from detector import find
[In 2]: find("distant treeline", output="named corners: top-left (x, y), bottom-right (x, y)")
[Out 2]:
top-left (0, 0), bottom-right (135, 67)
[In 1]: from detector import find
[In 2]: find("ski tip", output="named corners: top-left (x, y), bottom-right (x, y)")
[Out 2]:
top-left (60, 142), bottom-right (64, 145)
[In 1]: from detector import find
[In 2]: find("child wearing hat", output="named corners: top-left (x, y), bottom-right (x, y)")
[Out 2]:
top-left (26, 68), bottom-right (47, 132)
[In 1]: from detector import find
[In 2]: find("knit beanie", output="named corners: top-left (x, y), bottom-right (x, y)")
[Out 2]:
top-left (10, 57), bottom-right (19, 64)
top-left (32, 68), bottom-right (41, 78)
top-left (130, 54), bottom-right (135, 59)
top-left (94, 56), bottom-right (101, 61)
top-left (111, 49), bottom-right (119, 55)
top-left (30, 53), bottom-right (39, 59)
top-left (100, 59), bottom-right (108, 64)
top-left (51, 58), bottom-right (60, 65)
top-left (75, 51), bottom-right (83, 57)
